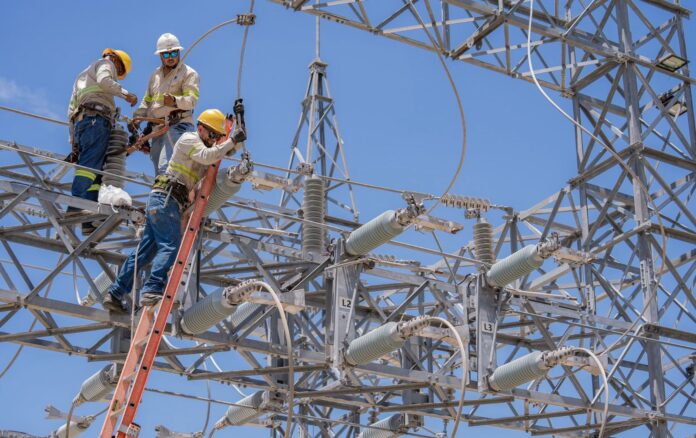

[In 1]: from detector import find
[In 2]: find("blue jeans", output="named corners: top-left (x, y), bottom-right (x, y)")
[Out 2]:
top-left (108, 191), bottom-right (182, 299)
top-left (150, 122), bottom-right (194, 175)
top-left (71, 115), bottom-right (110, 205)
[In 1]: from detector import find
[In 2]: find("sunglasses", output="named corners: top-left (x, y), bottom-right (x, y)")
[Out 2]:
top-left (162, 51), bottom-right (179, 59)
top-left (207, 130), bottom-right (223, 140)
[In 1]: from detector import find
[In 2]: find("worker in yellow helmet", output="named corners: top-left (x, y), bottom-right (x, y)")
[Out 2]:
top-left (132, 33), bottom-right (200, 175)
top-left (103, 107), bottom-right (246, 312)
top-left (67, 48), bottom-right (138, 234)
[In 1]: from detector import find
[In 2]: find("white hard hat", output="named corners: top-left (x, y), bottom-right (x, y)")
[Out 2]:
top-left (155, 33), bottom-right (184, 54)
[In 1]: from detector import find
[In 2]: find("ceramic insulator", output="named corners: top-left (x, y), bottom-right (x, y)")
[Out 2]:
top-left (204, 166), bottom-right (243, 216)
top-left (489, 351), bottom-right (547, 391)
top-left (302, 176), bottom-right (326, 260)
top-left (345, 322), bottom-right (405, 366)
top-left (101, 124), bottom-right (128, 189)
top-left (486, 245), bottom-right (542, 288)
top-left (345, 210), bottom-right (405, 256)
top-left (473, 218), bottom-right (495, 266)
top-left (358, 415), bottom-right (404, 438)
top-left (217, 390), bottom-right (264, 427)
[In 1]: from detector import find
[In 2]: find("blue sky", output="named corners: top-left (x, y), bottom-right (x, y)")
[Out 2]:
top-left (1, 1), bottom-right (694, 437)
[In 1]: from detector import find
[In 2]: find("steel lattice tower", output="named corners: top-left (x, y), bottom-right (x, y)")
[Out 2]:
top-left (0, 1), bottom-right (693, 437)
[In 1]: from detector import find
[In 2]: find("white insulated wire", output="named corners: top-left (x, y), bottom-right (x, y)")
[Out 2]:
top-left (524, 3), bottom-right (670, 435)
top-left (208, 280), bottom-right (293, 437)
top-left (524, 0), bottom-right (671, 421)
top-left (572, 347), bottom-right (610, 438)
top-left (423, 316), bottom-right (468, 438)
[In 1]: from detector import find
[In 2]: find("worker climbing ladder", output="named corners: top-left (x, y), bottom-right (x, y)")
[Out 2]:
top-left (99, 161), bottom-right (221, 438)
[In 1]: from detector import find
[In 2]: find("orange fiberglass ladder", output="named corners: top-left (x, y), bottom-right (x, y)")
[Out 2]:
top-left (99, 161), bottom-right (221, 438)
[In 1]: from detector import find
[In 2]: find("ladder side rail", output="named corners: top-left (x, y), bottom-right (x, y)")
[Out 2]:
top-left (117, 162), bottom-right (220, 436)
top-left (99, 308), bottom-right (155, 437)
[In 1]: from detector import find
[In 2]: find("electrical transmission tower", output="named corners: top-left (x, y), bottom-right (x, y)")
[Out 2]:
top-left (279, 16), bottom-right (359, 227)
top-left (0, 1), bottom-right (693, 437)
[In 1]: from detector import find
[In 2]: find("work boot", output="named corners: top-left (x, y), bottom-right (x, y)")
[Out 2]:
top-left (140, 292), bottom-right (163, 307)
top-left (64, 209), bottom-right (91, 217)
top-left (102, 293), bottom-right (128, 314)
top-left (81, 222), bottom-right (97, 236)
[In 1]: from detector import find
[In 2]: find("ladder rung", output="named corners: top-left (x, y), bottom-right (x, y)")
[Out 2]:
top-left (134, 337), bottom-right (149, 349)
top-left (122, 371), bottom-right (137, 383)
top-left (109, 405), bottom-right (125, 418)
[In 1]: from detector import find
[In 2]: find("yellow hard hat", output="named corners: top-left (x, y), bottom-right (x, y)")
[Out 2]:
top-left (197, 109), bottom-right (226, 135)
top-left (102, 48), bottom-right (132, 80)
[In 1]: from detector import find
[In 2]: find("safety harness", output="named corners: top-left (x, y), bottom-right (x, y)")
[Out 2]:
top-left (152, 174), bottom-right (190, 209)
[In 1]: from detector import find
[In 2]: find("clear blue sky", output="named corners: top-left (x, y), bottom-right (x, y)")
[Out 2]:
top-left (0, 1), bottom-right (693, 437)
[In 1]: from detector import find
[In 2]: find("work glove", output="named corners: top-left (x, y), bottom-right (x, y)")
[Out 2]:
top-left (227, 99), bottom-right (247, 143)
top-left (233, 98), bottom-right (245, 116)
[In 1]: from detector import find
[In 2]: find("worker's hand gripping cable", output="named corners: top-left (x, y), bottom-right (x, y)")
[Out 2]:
top-left (228, 98), bottom-right (247, 144)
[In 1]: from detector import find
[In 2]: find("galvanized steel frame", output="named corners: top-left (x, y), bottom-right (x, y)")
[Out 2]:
top-left (0, 0), bottom-right (694, 436)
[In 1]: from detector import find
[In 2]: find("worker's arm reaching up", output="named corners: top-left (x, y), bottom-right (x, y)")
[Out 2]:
top-left (95, 59), bottom-right (135, 104)
top-left (180, 135), bottom-right (244, 165)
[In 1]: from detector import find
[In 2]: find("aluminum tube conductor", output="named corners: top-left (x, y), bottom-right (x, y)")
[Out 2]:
top-left (181, 280), bottom-right (263, 335)
top-left (214, 390), bottom-right (265, 428)
top-left (302, 175), bottom-right (326, 260)
top-left (101, 124), bottom-right (128, 189)
top-left (204, 165), bottom-right (245, 216)
top-left (358, 414), bottom-right (404, 438)
top-left (74, 365), bottom-right (115, 405)
top-left (345, 210), bottom-right (406, 256)
top-left (81, 271), bottom-right (113, 307)
top-left (486, 244), bottom-right (542, 287)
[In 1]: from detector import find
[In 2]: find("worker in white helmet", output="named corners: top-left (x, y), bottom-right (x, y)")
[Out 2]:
top-left (132, 33), bottom-right (200, 175)
top-left (67, 48), bottom-right (138, 235)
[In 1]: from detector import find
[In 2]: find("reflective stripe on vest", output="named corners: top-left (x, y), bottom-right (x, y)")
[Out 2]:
top-left (169, 162), bottom-right (199, 182)
top-left (143, 89), bottom-right (199, 103)
top-left (75, 169), bottom-right (97, 180)
top-left (87, 184), bottom-right (101, 192)
top-left (70, 85), bottom-right (104, 108)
